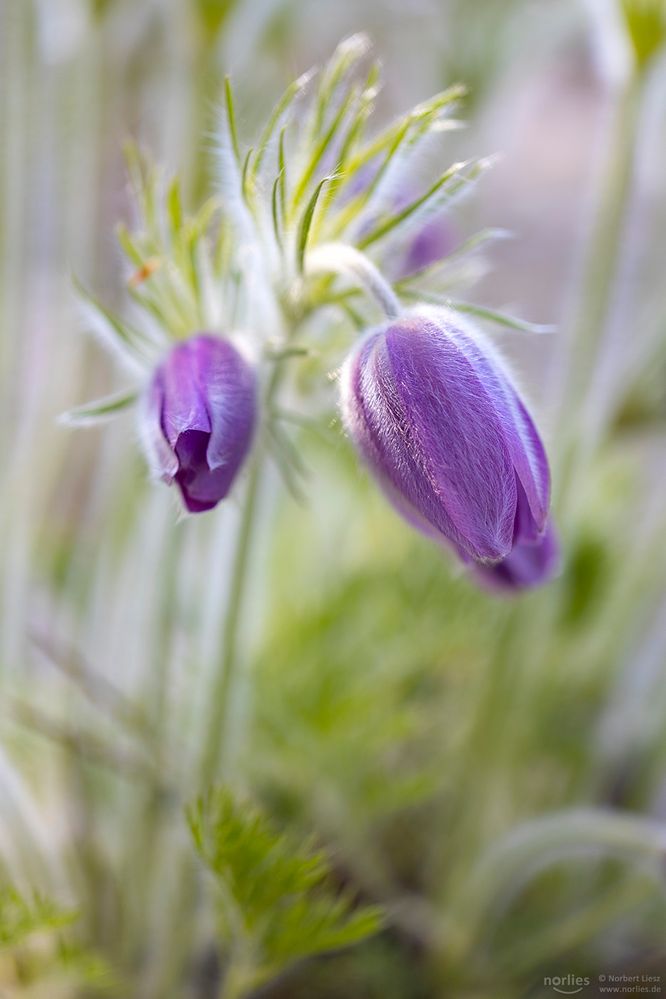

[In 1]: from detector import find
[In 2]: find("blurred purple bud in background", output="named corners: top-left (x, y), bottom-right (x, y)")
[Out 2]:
top-left (399, 214), bottom-right (458, 278)
top-left (341, 309), bottom-right (557, 589)
top-left (141, 333), bottom-right (257, 513)
top-left (344, 161), bottom-right (457, 278)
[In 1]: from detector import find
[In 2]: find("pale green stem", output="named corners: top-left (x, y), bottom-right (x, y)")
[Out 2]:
top-left (122, 521), bottom-right (185, 972)
top-left (198, 450), bottom-right (265, 787)
top-left (556, 68), bottom-right (645, 510)
top-left (199, 350), bottom-right (295, 787)
top-left (218, 961), bottom-right (256, 999)
top-left (151, 457), bottom-right (265, 998)
top-left (305, 242), bottom-right (402, 320)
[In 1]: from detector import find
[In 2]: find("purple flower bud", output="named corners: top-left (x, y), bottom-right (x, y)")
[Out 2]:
top-left (141, 334), bottom-right (257, 513)
top-left (341, 309), bottom-right (556, 587)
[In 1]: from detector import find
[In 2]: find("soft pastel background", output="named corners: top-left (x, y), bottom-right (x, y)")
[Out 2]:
top-left (2, 1), bottom-right (666, 997)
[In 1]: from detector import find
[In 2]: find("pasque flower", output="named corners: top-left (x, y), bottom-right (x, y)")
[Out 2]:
top-left (340, 308), bottom-right (558, 588)
top-left (141, 333), bottom-right (257, 513)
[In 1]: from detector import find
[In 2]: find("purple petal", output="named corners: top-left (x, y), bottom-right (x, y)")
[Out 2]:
top-left (343, 316), bottom-right (519, 562)
top-left (472, 520), bottom-right (560, 592)
top-left (159, 339), bottom-right (212, 448)
top-left (198, 339), bottom-right (257, 474)
top-left (442, 315), bottom-right (550, 538)
top-left (139, 374), bottom-right (178, 482)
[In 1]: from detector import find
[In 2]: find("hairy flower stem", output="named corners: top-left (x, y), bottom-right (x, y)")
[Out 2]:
top-left (218, 961), bottom-right (256, 999)
top-left (152, 465), bottom-right (264, 999)
top-left (198, 450), bottom-right (264, 787)
top-left (305, 242), bottom-right (402, 319)
top-left (122, 521), bottom-right (185, 973)
top-left (198, 352), bottom-right (291, 786)
top-left (556, 68), bottom-right (645, 509)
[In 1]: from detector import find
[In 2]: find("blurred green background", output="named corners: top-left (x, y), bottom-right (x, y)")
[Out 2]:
top-left (2, 1), bottom-right (666, 997)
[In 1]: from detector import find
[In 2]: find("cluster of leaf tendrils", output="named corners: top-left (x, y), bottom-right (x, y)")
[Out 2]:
top-left (66, 35), bottom-right (542, 428)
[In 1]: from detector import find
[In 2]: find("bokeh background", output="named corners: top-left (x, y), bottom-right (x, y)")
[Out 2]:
top-left (2, 1), bottom-right (666, 996)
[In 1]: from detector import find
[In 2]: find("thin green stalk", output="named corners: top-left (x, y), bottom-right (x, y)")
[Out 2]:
top-left (199, 356), bottom-right (290, 788)
top-left (122, 521), bottom-right (185, 972)
top-left (198, 451), bottom-right (265, 787)
top-left (556, 69), bottom-right (646, 508)
top-left (427, 608), bottom-right (519, 986)
top-left (218, 961), bottom-right (256, 999)
top-left (150, 462), bottom-right (265, 998)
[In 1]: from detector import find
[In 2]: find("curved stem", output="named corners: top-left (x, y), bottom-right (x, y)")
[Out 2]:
top-left (305, 242), bottom-right (402, 320)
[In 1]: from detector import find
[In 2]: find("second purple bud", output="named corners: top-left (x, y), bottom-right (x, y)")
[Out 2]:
top-left (140, 333), bottom-right (257, 513)
top-left (340, 307), bottom-right (558, 590)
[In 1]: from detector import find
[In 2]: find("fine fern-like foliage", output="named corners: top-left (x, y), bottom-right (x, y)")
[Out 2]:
top-left (0, 884), bottom-right (116, 995)
top-left (188, 788), bottom-right (382, 994)
top-left (0, 885), bottom-right (74, 948)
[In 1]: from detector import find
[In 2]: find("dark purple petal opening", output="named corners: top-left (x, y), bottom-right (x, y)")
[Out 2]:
top-left (172, 429), bottom-right (243, 513)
